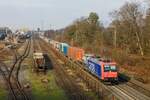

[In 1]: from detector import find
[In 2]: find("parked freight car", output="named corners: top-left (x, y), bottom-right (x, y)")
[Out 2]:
top-left (59, 43), bottom-right (69, 56)
top-left (68, 47), bottom-right (84, 62)
top-left (33, 52), bottom-right (46, 72)
top-left (86, 57), bottom-right (118, 82)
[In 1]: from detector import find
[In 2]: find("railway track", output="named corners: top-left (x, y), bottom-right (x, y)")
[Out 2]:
top-left (75, 61), bottom-right (150, 99)
top-left (37, 37), bottom-right (97, 100)
top-left (40, 37), bottom-right (150, 100)
top-left (126, 80), bottom-right (150, 97)
top-left (75, 58), bottom-right (150, 100)
top-left (119, 76), bottom-right (150, 97)
top-left (32, 34), bottom-right (42, 52)
top-left (7, 39), bottom-right (31, 100)
top-left (65, 47), bottom-right (150, 99)
top-left (0, 62), bottom-right (12, 98)
top-left (110, 84), bottom-right (150, 100)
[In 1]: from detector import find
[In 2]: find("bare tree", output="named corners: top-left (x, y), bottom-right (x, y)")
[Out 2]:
top-left (110, 2), bottom-right (145, 56)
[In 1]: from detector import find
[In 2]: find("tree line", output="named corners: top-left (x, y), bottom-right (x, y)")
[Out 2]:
top-left (45, 1), bottom-right (150, 57)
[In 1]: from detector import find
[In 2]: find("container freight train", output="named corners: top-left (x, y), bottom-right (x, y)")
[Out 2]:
top-left (58, 42), bottom-right (84, 62)
top-left (42, 37), bottom-right (118, 82)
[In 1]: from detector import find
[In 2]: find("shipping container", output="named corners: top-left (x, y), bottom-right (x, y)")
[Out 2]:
top-left (68, 47), bottom-right (84, 61)
top-left (60, 43), bottom-right (69, 56)
top-left (68, 47), bottom-right (73, 59)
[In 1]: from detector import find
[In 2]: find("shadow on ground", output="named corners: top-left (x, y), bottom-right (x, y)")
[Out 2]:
top-left (43, 54), bottom-right (53, 70)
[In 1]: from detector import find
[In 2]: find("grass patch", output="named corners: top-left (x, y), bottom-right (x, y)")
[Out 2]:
top-left (28, 70), bottom-right (68, 100)
top-left (0, 87), bottom-right (7, 100)
top-left (85, 91), bottom-right (99, 100)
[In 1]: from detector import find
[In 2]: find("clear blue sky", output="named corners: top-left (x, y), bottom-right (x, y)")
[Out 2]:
top-left (0, 0), bottom-right (144, 30)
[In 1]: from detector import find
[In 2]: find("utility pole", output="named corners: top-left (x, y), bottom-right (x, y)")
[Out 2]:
top-left (114, 26), bottom-right (117, 48)
top-left (75, 23), bottom-right (78, 42)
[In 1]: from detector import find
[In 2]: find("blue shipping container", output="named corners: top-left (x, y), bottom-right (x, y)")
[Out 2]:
top-left (60, 43), bottom-right (69, 56)
top-left (87, 58), bottom-right (101, 79)
top-left (60, 43), bottom-right (68, 52)
top-left (63, 45), bottom-right (69, 56)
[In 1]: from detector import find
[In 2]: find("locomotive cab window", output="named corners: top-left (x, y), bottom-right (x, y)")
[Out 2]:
top-left (104, 65), bottom-right (110, 72)
top-left (104, 65), bottom-right (117, 72)
top-left (110, 65), bottom-right (117, 72)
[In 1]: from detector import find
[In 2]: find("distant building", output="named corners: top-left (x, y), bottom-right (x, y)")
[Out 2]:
top-left (0, 27), bottom-right (11, 40)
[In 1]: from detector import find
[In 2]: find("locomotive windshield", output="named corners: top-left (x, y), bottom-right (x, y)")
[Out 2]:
top-left (104, 65), bottom-right (117, 72)
top-left (110, 65), bottom-right (117, 72)
top-left (104, 65), bottom-right (110, 72)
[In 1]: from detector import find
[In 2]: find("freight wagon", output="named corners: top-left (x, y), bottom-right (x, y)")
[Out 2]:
top-left (68, 47), bottom-right (84, 62)
top-left (33, 52), bottom-right (46, 72)
top-left (86, 57), bottom-right (118, 82)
